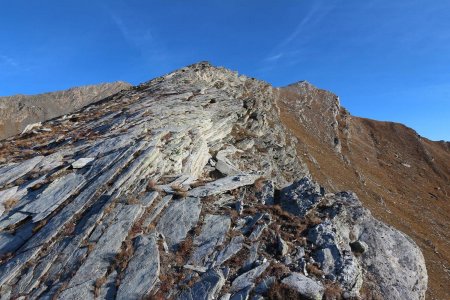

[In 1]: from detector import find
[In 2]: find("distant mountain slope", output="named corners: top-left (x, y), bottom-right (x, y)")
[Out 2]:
top-left (278, 82), bottom-right (450, 300)
top-left (0, 81), bottom-right (131, 140)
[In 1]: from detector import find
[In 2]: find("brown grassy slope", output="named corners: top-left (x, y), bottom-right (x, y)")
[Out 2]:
top-left (277, 85), bottom-right (450, 300)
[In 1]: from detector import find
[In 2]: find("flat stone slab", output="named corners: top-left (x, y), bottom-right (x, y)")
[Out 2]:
top-left (281, 273), bottom-right (325, 300)
top-left (230, 261), bottom-right (269, 293)
top-left (214, 234), bottom-right (244, 266)
top-left (156, 197), bottom-right (201, 250)
top-left (0, 156), bottom-right (43, 188)
top-left (177, 268), bottom-right (225, 300)
top-left (116, 234), bottom-right (160, 299)
top-left (190, 214), bottom-right (231, 266)
top-left (188, 174), bottom-right (259, 198)
top-left (59, 204), bottom-right (142, 298)
top-left (72, 157), bottom-right (95, 169)
top-left (21, 172), bottom-right (86, 222)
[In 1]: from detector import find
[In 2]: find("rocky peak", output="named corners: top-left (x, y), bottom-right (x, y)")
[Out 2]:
top-left (0, 62), bottom-right (428, 299)
top-left (279, 81), bottom-right (343, 152)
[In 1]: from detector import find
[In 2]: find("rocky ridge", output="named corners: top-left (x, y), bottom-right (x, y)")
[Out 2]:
top-left (0, 81), bottom-right (131, 140)
top-left (0, 62), bottom-right (428, 299)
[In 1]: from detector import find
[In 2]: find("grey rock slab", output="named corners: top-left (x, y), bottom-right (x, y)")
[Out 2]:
top-left (143, 194), bottom-right (172, 227)
top-left (116, 234), bottom-right (160, 299)
top-left (0, 222), bottom-right (34, 256)
top-left (280, 177), bottom-right (322, 217)
top-left (230, 285), bottom-right (253, 300)
top-left (254, 276), bottom-right (275, 295)
top-left (0, 248), bottom-right (40, 287)
top-left (188, 174), bottom-right (260, 198)
top-left (177, 268), bottom-right (225, 300)
top-left (277, 235), bottom-right (289, 256)
top-left (281, 273), bottom-right (324, 300)
top-left (214, 234), bottom-right (244, 266)
top-left (248, 224), bottom-right (267, 241)
top-left (71, 157), bottom-right (95, 169)
top-left (63, 204), bottom-right (142, 291)
top-left (182, 137), bottom-right (210, 177)
top-left (230, 261), bottom-right (269, 293)
top-left (0, 156), bottom-right (43, 188)
top-left (156, 197), bottom-right (201, 249)
top-left (190, 214), bottom-right (231, 266)
top-left (243, 242), bottom-right (260, 271)
top-left (140, 191), bottom-right (158, 207)
top-left (21, 172), bottom-right (86, 222)
top-left (255, 180), bottom-right (275, 205)
top-left (184, 264), bottom-right (208, 273)
top-left (99, 270), bottom-right (117, 300)
top-left (21, 141), bottom-right (146, 253)
top-left (0, 212), bottom-right (29, 231)
top-left (215, 146), bottom-right (242, 176)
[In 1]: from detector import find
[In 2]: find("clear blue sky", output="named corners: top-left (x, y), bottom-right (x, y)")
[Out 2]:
top-left (1, 1), bottom-right (449, 141)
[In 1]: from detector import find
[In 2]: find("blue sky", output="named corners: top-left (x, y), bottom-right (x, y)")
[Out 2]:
top-left (1, 0), bottom-right (449, 141)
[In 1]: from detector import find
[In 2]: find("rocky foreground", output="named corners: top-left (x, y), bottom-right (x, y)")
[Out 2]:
top-left (0, 62), bottom-right (427, 299)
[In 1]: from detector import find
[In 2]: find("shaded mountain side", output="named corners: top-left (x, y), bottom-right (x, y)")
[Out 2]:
top-left (0, 63), bottom-right (427, 299)
top-left (0, 81), bottom-right (131, 140)
top-left (278, 83), bottom-right (450, 300)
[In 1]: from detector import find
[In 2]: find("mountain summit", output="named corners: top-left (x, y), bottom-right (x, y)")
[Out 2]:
top-left (0, 62), bottom-right (446, 299)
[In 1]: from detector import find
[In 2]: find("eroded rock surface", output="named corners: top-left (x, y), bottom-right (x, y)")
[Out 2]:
top-left (0, 62), bottom-right (427, 299)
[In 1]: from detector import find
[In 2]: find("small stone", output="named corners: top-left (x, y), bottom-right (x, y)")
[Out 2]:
top-left (230, 261), bottom-right (269, 292)
top-left (350, 240), bottom-right (368, 254)
top-left (183, 264), bottom-right (207, 273)
top-left (277, 235), bottom-right (289, 256)
top-left (71, 157), bottom-right (95, 169)
top-left (281, 273), bottom-right (325, 300)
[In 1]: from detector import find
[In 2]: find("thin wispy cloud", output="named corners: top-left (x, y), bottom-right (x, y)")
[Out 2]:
top-left (0, 55), bottom-right (18, 68)
top-left (103, 5), bottom-right (169, 67)
top-left (262, 0), bottom-right (338, 65)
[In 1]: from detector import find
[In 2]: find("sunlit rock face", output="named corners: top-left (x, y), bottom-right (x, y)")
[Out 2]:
top-left (0, 62), bottom-right (427, 299)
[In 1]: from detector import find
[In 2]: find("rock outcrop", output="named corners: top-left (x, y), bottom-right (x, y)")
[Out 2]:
top-left (0, 81), bottom-right (131, 140)
top-left (0, 62), bottom-right (428, 299)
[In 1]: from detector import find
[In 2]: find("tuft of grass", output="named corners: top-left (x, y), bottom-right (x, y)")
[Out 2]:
top-left (267, 282), bottom-right (303, 300)
top-left (306, 263), bottom-right (324, 277)
top-left (323, 282), bottom-right (343, 300)
top-left (32, 219), bottom-right (48, 233)
top-left (94, 276), bottom-right (107, 298)
top-left (3, 198), bottom-right (18, 211)
top-left (254, 176), bottom-right (266, 192)
top-left (147, 179), bottom-right (162, 192)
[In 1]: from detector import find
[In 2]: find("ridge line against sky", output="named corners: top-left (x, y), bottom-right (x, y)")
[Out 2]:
top-left (0, 0), bottom-right (449, 141)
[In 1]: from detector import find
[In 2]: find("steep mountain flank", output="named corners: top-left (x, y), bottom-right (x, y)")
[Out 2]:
top-left (0, 81), bottom-right (131, 140)
top-left (278, 82), bottom-right (450, 300)
top-left (0, 63), bottom-right (429, 299)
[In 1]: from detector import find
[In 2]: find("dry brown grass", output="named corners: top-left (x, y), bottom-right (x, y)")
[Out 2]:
top-left (323, 282), bottom-right (343, 300)
top-left (146, 179), bottom-right (162, 192)
top-left (175, 238), bottom-right (193, 265)
top-left (94, 276), bottom-right (107, 297)
top-left (3, 198), bottom-right (18, 211)
top-left (126, 197), bottom-right (140, 205)
top-left (32, 219), bottom-right (48, 233)
top-left (63, 222), bottom-right (76, 236)
top-left (267, 282), bottom-right (305, 300)
top-left (254, 176), bottom-right (266, 191)
top-left (306, 263), bottom-right (324, 277)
